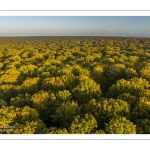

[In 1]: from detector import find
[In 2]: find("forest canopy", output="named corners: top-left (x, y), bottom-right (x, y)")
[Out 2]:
top-left (0, 36), bottom-right (150, 134)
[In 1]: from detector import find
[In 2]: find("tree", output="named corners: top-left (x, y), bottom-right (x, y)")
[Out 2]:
top-left (0, 84), bottom-right (15, 102)
top-left (31, 90), bottom-right (56, 121)
top-left (107, 58), bottom-right (115, 64)
top-left (72, 75), bottom-right (102, 104)
top-left (21, 77), bottom-right (40, 94)
top-left (80, 97), bottom-right (130, 131)
top-left (140, 62), bottom-right (150, 82)
top-left (107, 78), bottom-right (150, 98)
top-left (48, 127), bottom-right (68, 134)
top-left (92, 66), bottom-right (103, 83)
top-left (104, 63), bottom-right (126, 88)
top-left (81, 99), bottom-right (102, 127)
top-left (0, 62), bottom-right (3, 69)
top-left (56, 90), bottom-right (72, 102)
top-left (0, 69), bottom-right (21, 85)
top-left (69, 114), bottom-right (97, 134)
top-left (42, 74), bottom-right (76, 91)
top-left (99, 98), bottom-right (131, 127)
top-left (9, 93), bottom-right (31, 107)
top-left (0, 106), bottom-right (47, 134)
top-left (136, 119), bottom-right (150, 134)
top-left (52, 101), bottom-right (80, 129)
top-left (1, 36), bottom-right (150, 133)
top-left (0, 99), bottom-right (7, 107)
top-left (125, 68), bottom-right (138, 79)
top-left (128, 56), bottom-right (139, 66)
top-left (104, 117), bottom-right (136, 134)
top-left (19, 64), bottom-right (38, 77)
top-left (131, 100), bottom-right (150, 122)
top-left (71, 65), bottom-right (90, 77)
top-left (117, 93), bottom-right (138, 109)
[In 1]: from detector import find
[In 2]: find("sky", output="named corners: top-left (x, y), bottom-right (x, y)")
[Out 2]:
top-left (0, 16), bottom-right (150, 37)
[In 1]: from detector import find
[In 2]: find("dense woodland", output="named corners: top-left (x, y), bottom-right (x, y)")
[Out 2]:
top-left (0, 36), bottom-right (150, 134)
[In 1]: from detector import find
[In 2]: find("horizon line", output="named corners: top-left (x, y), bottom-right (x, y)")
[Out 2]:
top-left (0, 35), bottom-right (150, 38)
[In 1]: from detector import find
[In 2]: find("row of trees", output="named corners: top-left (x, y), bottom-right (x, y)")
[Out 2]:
top-left (0, 36), bottom-right (150, 134)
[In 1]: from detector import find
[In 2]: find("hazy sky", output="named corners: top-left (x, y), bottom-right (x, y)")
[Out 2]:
top-left (0, 16), bottom-right (150, 37)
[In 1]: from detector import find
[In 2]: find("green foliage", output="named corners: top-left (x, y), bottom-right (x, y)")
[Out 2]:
top-left (31, 90), bottom-right (56, 121)
top-left (136, 119), bottom-right (150, 134)
top-left (48, 127), bottom-right (68, 134)
top-left (0, 37), bottom-right (150, 134)
top-left (9, 93), bottom-right (31, 107)
top-left (56, 90), bottom-right (72, 102)
top-left (0, 106), bottom-right (47, 134)
top-left (0, 99), bottom-right (7, 107)
top-left (42, 74), bottom-right (76, 91)
top-left (117, 93), bottom-right (138, 108)
top-left (108, 78), bottom-right (150, 98)
top-left (95, 129), bottom-right (106, 134)
top-left (0, 69), bottom-right (21, 85)
top-left (100, 98), bottom-right (131, 125)
top-left (92, 66), bottom-right (103, 81)
top-left (107, 58), bottom-right (115, 64)
top-left (52, 101), bottom-right (80, 128)
top-left (72, 75), bottom-right (102, 104)
top-left (140, 62), bottom-right (150, 82)
top-left (0, 84), bottom-right (15, 101)
top-left (131, 100), bottom-right (150, 122)
top-left (21, 77), bottom-right (40, 94)
top-left (69, 114), bottom-right (97, 134)
top-left (0, 62), bottom-right (3, 69)
top-left (72, 65), bottom-right (90, 77)
top-left (125, 68), bottom-right (138, 79)
top-left (104, 63), bottom-right (126, 87)
top-left (81, 99), bottom-right (102, 126)
top-left (19, 64), bottom-right (38, 77)
top-left (105, 117), bottom-right (136, 134)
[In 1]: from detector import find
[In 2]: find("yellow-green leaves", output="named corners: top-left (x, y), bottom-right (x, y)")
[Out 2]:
top-left (72, 76), bottom-right (102, 104)
top-left (52, 101), bottom-right (80, 128)
top-left (108, 78), bottom-right (150, 98)
top-left (70, 114), bottom-right (97, 134)
top-left (105, 117), bottom-right (136, 134)
top-left (0, 106), bottom-right (47, 134)
top-left (0, 37), bottom-right (150, 134)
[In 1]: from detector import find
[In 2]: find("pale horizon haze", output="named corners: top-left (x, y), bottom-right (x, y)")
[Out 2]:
top-left (0, 16), bottom-right (150, 37)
